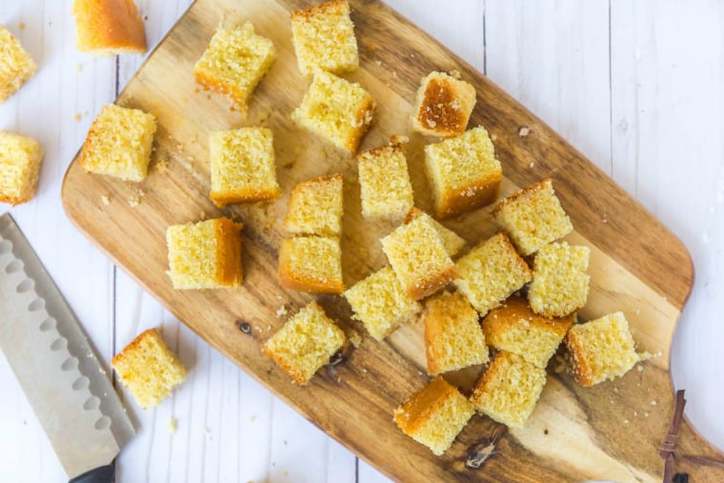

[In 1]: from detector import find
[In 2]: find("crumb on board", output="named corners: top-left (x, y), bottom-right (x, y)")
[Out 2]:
top-left (529, 161), bottom-right (535, 169)
top-left (100, 195), bottom-right (111, 206)
top-left (154, 157), bottom-right (169, 174)
top-left (348, 329), bottom-right (362, 348)
top-left (449, 69), bottom-right (462, 79)
top-left (275, 305), bottom-right (288, 318)
top-left (518, 126), bottom-right (531, 137)
top-left (128, 189), bottom-right (145, 208)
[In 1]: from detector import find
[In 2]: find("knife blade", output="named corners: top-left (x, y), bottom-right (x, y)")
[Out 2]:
top-left (0, 213), bottom-right (134, 479)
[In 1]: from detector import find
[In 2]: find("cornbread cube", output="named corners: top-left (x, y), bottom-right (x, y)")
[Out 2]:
top-left (493, 179), bottom-right (573, 256)
top-left (424, 126), bottom-right (502, 218)
top-left (291, 69), bottom-right (375, 154)
top-left (285, 174), bottom-right (343, 236)
top-left (565, 312), bottom-right (640, 387)
top-left (290, 0), bottom-right (358, 76)
top-left (358, 141), bottom-right (414, 222)
top-left (79, 104), bottom-right (157, 182)
top-left (166, 218), bottom-right (243, 289)
top-left (0, 27), bottom-right (36, 102)
top-left (424, 291), bottom-right (488, 375)
top-left (406, 208), bottom-right (465, 257)
top-left (0, 132), bottom-right (43, 205)
top-left (209, 127), bottom-right (280, 207)
top-left (73, 0), bottom-right (147, 54)
top-left (483, 296), bottom-right (574, 368)
top-left (380, 215), bottom-right (456, 300)
top-left (411, 71), bottom-right (476, 138)
top-left (193, 21), bottom-right (276, 108)
top-left (278, 236), bottom-right (344, 294)
top-left (343, 266), bottom-right (421, 340)
top-left (112, 328), bottom-right (187, 409)
top-left (529, 242), bottom-right (590, 317)
top-left (262, 301), bottom-right (346, 385)
top-left (394, 377), bottom-right (475, 456)
top-left (471, 351), bottom-right (546, 428)
top-left (453, 233), bottom-right (532, 316)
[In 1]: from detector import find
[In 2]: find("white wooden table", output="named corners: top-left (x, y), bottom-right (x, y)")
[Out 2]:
top-left (1, 1), bottom-right (723, 481)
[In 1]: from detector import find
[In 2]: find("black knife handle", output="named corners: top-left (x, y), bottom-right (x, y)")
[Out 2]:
top-left (69, 460), bottom-right (115, 483)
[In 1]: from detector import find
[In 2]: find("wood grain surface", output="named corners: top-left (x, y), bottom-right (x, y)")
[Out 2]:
top-left (60, 0), bottom-right (723, 480)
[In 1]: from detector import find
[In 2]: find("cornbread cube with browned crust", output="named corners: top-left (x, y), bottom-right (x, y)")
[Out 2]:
top-left (529, 241), bottom-right (591, 317)
top-left (358, 141), bottom-right (414, 222)
top-left (424, 126), bottom-right (502, 218)
top-left (483, 296), bottom-right (574, 368)
top-left (291, 0), bottom-right (358, 76)
top-left (0, 131), bottom-right (43, 205)
top-left (72, 0), bottom-right (147, 54)
top-left (453, 233), bottom-right (532, 316)
top-left (285, 174), bottom-right (343, 236)
top-left (493, 179), bottom-right (573, 256)
top-left (424, 291), bottom-right (488, 375)
top-left (394, 377), bottom-right (475, 456)
top-left (565, 312), bottom-right (641, 387)
top-left (166, 218), bottom-right (243, 289)
top-left (470, 351), bottom-right (546, 428)
top-left (112, 328), bottom-right (187, 409)
top-left (278, 236), bottom-right (344, 294)
top-left (405, 208), bottom-right (465, 257)
top-left (262, 301), bottom-right (346, 385)
top-left (412, 71), bottom-right (476, 138)
top-left (0, 27), bottom-right (36, 102)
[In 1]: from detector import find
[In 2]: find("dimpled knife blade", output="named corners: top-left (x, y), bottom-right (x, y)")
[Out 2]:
top-left (0, 214), bottom-right (133, 479)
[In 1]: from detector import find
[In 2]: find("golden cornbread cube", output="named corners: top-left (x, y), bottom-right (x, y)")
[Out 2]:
top-left (0, 131), bottom-right (43, 205)
top-left (424, 126), bottom-right (502, 219)
top-left (262, 301), bottom-right (346, 385)
top-left (291, 69), bottom-right (375, 154)
top-left (424, 291), bottom-right (488, 375)
top-left (193, 21), bottom-right (276, 109)
top-left (79, 104), bottom-right (157, 182)
top-left (380, 214), bottom-right (456, 301)
top-left (470, 351), bottom-right (546, 428)
top-left (406, 208), bottom-right (465, 257)
top-left (358, 141), bottom-right (414, 222)
top-left (394, 377), bottom-right (475, 456)
top-left (112, 328), bottom-right (187, 409)
top-left (285, 174), bottom-right (343, 236)
top-left (453, 233), bottom-right (532, 316)
top-left (412, 71), bottom-right (476, 138)
top-left (209, 127), bottom-right (280, 207)
top-left (529, 241), bottom-right (591, 318)
top-left (565, 312), bottom-right (641, 387)
top-left (278, 236), bottom-right (344, 294)
top-left (290, 0), bottom-right (358, 76)
top-left (493, 179), bottom-right (573, 256)
top-left (73, 0), bottom-right (147, 54)
top-left (483, 296), bottom-right (574, 368)
top-left (343, 266), bottom-right (421, 340)
top-left (0, 27), bottom-right (36, 102)
top-left (166, 218), bottom-right (243, 289)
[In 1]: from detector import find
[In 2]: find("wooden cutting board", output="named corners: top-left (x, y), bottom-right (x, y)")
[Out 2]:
top-left (61, 0), bottom-right (724, 480)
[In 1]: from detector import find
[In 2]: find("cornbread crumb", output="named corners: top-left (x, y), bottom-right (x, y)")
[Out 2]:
top-left (412, 71), bottom-right (476, 138)
top-left (285, 174), bottom-right (343, 236)
top-left (112, 328), bottom-right (187, 409)
top-left (358, 141), bottom-right (414, 222)
top-left (394, 377), bottom-right (474, 456)
top-left (275, 305), bottom-right (288, 318)
top-left (518, 126), bottom-right (530, 137)
top-left (406, 208), bottom-right (465, 257)
top-left (278, 236), bottom-right (344, 294)
top-left (0, 131), bottom-right (43, 205)
top-left (528, 242), bottom-right (590, 317)
top-left (0, 27), bottom-right (36, 102)
top-left (100, 194), bottom-right (111, 206)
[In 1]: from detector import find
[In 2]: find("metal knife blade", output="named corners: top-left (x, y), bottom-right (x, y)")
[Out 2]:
top-left (0, 213), bottom-right (134, 479)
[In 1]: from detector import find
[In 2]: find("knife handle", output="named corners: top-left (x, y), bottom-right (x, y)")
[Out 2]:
top-left (69, 460), bottom-right (115, 483)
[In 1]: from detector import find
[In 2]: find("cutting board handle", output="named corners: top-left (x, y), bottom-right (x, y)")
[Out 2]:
top-left (68, 460), bottom-right (115, 483)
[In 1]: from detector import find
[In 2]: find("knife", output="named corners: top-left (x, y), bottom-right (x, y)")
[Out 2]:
top-left (0, 213), bottom-right (134, 482)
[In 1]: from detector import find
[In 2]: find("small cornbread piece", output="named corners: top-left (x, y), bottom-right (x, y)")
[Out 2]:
top-left (0, 132), bottom-right (43, 205)
top-left (358, 141), bottom-right (414, 222)
top-left (290, 0), bottom-right (358, 76)
top-left (166, 218), bottom-right (243, 289)
top-left (454, 233), bottom-right (532, 316)
top-left (262, 301), bottom-right (346, 385)
top-left (412, 71), bottom-right (476, 138)
top-left (483, 296), bottom-right (574, 368)
top-left (406, 208), bottom-right (465, 257)
top-left (394, 377), bottom-right (475, 456)
top-left (193, 21), bottom-right (276, 109)
top-left (209, 127), bottom-right (280, 207)
top-left (471, 351), bottom-right (546, 428)
top-left (424, 126), bottom-right (502, 218)
top-left (278, 236), bottom-right (343, 294)
top-left (0, 27), bottom-right (36, 102)
top-left (72, 0), bottom-right (147, 54)
top-left (493, 179), bottom-right (573, 256)
top-left (291, 69), bottom-right (375, 154)
top-left (343, 266), bottom-right (421, 340)
top-left (380, 215), bottom-right (456, 300)
top-left (112, 328), bottom-right (187, 409)
top-left (565, 312), bottom-right (641, 387)
top-left (79, 104), bottom-right (157, 182)
top-left (529, 241), bottom-right (590, 318)
top-left (424, 291), bottom-right (488, 375)
top-left (285, 174), bottom-right (343, 236)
